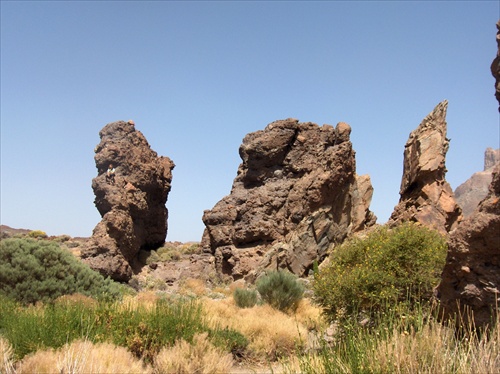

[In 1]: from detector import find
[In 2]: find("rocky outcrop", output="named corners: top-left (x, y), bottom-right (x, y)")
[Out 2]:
top-left (389, 101), bottom-right (462, 234)
top-left (81, 120), bottom-right (174, 282)
top-left (201, 118), bottom-right (376, 281)
top-left (455, 148), bottom-right (500, 217)
top-left (437, 164), bottom-right (500, 329)
top-left (491, 21), bottom-right (500, 111)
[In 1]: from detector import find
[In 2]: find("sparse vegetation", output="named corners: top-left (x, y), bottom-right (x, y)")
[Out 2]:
top-left (256, 270), bottom-right (305, 312)
top-left (0, 238), bottom-right (121, 305)
top-left (1, 231), bottom-right (498, 373)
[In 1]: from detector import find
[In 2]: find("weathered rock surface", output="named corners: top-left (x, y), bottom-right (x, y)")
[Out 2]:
top-left (81, 121), bottom-right (174, 282)
top-left (491, 20), bottom-right (500, 111)
top-left (437, 164), bottom-right (500, 329)
top-left (389, 101), bottom-right (462, 234)
top-left (455, 148), bottom-right (500, 217)
top-left (201, 118), bottom-right (376, 281)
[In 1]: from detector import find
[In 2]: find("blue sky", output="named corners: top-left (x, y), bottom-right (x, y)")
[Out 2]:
top-left (1, 1), bottom-right (499, 242)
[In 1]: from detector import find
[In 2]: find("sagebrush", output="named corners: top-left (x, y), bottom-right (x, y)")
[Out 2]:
top-left (0, 238), bottom-right (121, 305)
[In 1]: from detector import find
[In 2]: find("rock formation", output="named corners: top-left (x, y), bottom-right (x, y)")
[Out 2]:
top-left (81, 120), bottom-right (174, 282)
top-left (201, 118), bottom-right (376, 281)
top-left (389, 101), bottom-right (462, 234)
top-left (455, 148), bottom-right (500, 217)
top-left (437, 164), bottom-right (500, 329)
top-left (491, 20), bottom-right (500, 111)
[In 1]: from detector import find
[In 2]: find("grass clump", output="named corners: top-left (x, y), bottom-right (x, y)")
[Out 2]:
top-left (313, 222), bottom-right (447, 321)
top-left (256, 270), bottom-right (304, 312)
top-left (233, 288), bottom-right (259, 308)
top-left (153, 332), bottom-right (233, 374)
top-left (0, 238), bottom-right (121, 305)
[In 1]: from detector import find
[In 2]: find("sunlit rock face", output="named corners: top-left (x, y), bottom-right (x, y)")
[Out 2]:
top-left (81, 120), bottom-right (174, 282)
top-left (389, 101), bottom-right (462, 234)
top-left (201, 118), bottom-right (376, 281)
top-left (437, 164), bottom-right (500, 330)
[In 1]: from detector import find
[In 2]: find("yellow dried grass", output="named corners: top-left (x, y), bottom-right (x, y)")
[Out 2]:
top-left (16, 339), bottom-right (151, 374)
top-left (0, 337), bottom-right (16, 374)
top-left (153, 332), bottom-right (233, 374)
top-left (202, 297), bottom-right (319, 358)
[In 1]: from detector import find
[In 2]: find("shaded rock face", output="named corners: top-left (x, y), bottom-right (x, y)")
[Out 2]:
top-left (437, 164), bottom-right (500, 329)
top-left (389, 101), bottom-right (462, 234)
top-left (201, 118), bottom-right (376, 281)
top-left (81, 121), bottom-right (174, 282)
top-left (455, 148), bottom-right (500, 218)
top-left (491, 21), bottom-right (500, 111)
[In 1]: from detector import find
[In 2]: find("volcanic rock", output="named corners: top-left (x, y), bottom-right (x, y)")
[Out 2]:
top-left (437, 164), bottom-right (500, 329)
top-left (201, 118), bottom-right (376, 281)
top-left (455, 148), bottom-right (500, 217)
top-left (389, 101), bottom-right (462, 234)
top-left (81, 121), bottom-right (174, 282)
top-left (491, 21), bottom-right (500, 111)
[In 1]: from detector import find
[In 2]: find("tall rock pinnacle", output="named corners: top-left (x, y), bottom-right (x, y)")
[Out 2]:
top-left (389, 101), bottom-right (462, 234)
top-left (81, 120), bottom-right (174, 282)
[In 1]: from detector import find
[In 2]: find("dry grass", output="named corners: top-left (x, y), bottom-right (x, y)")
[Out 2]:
top-left (202, 296), bottom-right (323, 359)
top-left (0, 337), bottom-right (16, 374)
top-left (16, 339), bottom-right (151, 374)
top-left (366, 319), bottom-right (500, 373)
top-left (153, 332), bottom-right (233, 374)
top-left (179, 278), bottom-right (208, 297)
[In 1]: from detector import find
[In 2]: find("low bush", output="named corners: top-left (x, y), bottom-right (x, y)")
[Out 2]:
top-left (0, 238), bottom-right (121, 305)
top-left (233, 288), bottom-right (259, 308)
top-left (313, 222), bottom-right (447, 321)
top-left (256, 270), bottom-right (304, 313)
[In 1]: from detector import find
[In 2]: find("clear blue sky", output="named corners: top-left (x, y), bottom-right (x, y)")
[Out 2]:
top-left (1, 1), bottom-right (499, 242)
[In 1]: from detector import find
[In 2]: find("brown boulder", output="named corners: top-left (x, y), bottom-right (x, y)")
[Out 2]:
top-left (389, 101), bottom-right (462, 234)
top-left (201, 118), bottom-right (376, 281)
top-left (81, 121), bottom-right (174, 282)
top-left (437, 164), bottom-right (500, 329)
top-left (455, 148), bottom-right (500, 218)
top-left (491, 20), bottom-right (500, 111)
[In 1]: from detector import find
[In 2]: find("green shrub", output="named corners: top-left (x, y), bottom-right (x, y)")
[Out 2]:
top-left (0, 238), bottom-right (121, 305)
top-left (233, 288), bottom-right (259, 308)
top-left (256, 270), bottom-right (304, 312)
top-left (313, 222), bottom-right (447, 320)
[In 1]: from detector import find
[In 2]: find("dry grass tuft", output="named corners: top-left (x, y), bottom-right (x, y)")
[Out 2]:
top-left (367, 318), bottom-right (500, 374)
top-left (54, 293), bottom-right (98, 308)
top-left (179, 278), bottom-right (207, 297)
top-left (153, 332), bottom-right (233, 374)
top-left (202, 297), bottom-right (316, 359)
top-left (0, 337), bottom-right (16, 374)
top-left (16, 339), bottom-right (151, 374)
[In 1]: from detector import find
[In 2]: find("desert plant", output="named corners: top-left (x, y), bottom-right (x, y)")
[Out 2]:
top-left (0, 238), bottom-right (121, 305)
top-left (16, 339), bottom-right (151, 374)
top-left (27, 230), bottom-right (47, 239)
top-left (233, 287), bottom-right (259, 308)
top-left (313, 222), bottom-right (447, 321)
top-left (153, 332), bottom-right (233, 374)
top-left (256, 270), bottom-right (305, 313)
top-left (0, 337), bottom-right (15, 374)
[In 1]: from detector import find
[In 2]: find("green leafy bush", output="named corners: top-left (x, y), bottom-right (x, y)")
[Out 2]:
top-left (233, 288), bottom-right (259, 308)
top-left (0, 238), bottom-right (121, 304)
top-left (256, 270), bottom-right (304, 312)
top-left (313, 222), bottom-right (447, 320)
